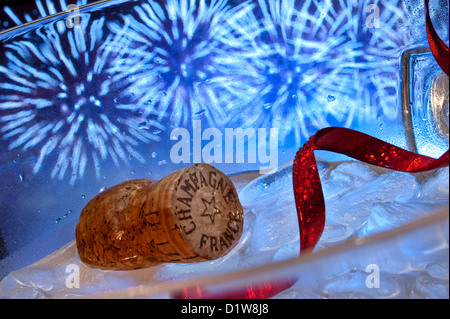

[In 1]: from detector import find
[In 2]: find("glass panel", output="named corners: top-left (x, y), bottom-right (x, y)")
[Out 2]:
top-left (402, 47), bottom-right (449, 156)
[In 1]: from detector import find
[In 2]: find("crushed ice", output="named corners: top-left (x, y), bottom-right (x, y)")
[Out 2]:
top-left (0, 162), bottom-right (448, 298)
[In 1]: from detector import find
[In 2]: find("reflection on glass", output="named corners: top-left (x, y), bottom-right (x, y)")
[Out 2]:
top-left (402, 47), bottom-right (450, 157)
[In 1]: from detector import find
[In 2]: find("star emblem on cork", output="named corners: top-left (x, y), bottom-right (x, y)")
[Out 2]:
top-left (201, 197), bottom-right (222, 224)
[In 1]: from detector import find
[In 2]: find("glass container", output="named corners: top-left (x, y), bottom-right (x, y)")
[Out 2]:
top-left (0, 0), bottom-right (448, 299)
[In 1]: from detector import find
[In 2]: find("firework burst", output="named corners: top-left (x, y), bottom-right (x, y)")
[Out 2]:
top-left (0, 15), bottom-right (163, 185)
top-left (109, 0), bottom-right (255, 128)
top-left (328, 0), bottom-right (411, 122)
top-left (108, 0), bottom-right (412, 144)
top-left (218, 0), bottom-right (369, 143)
top-left (217, 0), bottom-right (413, 143)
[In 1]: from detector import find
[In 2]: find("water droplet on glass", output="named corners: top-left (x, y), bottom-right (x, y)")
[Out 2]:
top-left (81, 194), bottom-right (86, 199)
top-left (195, 109), bottom-right (206, 116)
top-left (138, 121), bottom-right (149, 130)
top-left (327, 95), bottom-right (336, 102)
top-left (158, 160), bottom-right (167, 166)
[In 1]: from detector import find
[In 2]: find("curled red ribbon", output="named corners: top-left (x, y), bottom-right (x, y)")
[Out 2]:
top-left (294, 128), bottom-right (449, 253)
top-left (176, 0), bottom-right (449, 299)
top-left (177, 128), bottom-right (449, 299)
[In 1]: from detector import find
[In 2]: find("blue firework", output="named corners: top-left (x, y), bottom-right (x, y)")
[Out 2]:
top-left (108, 0), bottom-right (255, 128)
top-left (216, 0), bottom-right (371, 143)
top-left (318, 0), bottom-right (411, 123)
top-left (0, 15), bottom-right (163, 185)
top-left (108, 0), bottom-right (411, 144)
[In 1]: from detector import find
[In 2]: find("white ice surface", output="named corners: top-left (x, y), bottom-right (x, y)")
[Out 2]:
top-left (1, 161), bottom-right (448, 299)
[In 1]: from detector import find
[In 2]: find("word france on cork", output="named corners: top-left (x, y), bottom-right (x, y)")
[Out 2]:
top-left (76, 163), bottom-right (244, 271)
top-left (174, 167), bottom-right (243, 255)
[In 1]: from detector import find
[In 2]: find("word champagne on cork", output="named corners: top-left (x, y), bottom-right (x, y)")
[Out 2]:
top-left (76, 164), bottom-right (244, 271)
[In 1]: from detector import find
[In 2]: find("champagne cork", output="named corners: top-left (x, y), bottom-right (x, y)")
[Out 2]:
top-left (76, 164), bottom-right (244, 271)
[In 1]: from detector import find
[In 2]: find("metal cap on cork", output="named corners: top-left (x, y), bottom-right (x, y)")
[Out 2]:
top-left (75, 164), bottom-right (244, 271)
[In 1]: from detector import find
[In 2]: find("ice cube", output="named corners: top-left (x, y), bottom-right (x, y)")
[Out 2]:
top-left (322, 162), bottom-right (378, 201)
top-left (239, 163), bottom-right (293, 207)
top-left (0, 241), bottom-right (160, 298)
top-left (341, 171), bottom-right (420, 204)
top-left (414, 272), bottom-right (449, 299)
top-left (239, 160), bottom-right (329, 208)
top-left (272, 281), bottom-right (321, 299)
top-left (240, 193), bottom-right (300, 268)
top-left (319, 223), bottom-right (354, 246)
top-left (272, 241), bottom-right (300, 263)
top-left (420, 167), bottom-right (449, 201)
top-left (425, 260), bottom-right (449, 280)
top-left (360, 200), bottom-right (448, 237)
top-left (326, 171), bottom-right (421, 232)
top-left (320, 269), bottom-right (403, 299)
top-left (0, 267), bottom-right (55, 299)
top-left (241, 190), bottom-right (299, 259)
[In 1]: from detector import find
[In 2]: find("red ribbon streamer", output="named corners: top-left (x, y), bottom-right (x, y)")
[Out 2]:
top-left (294, 128), bottom-right (449, 254)
top-left (175, 0), bottom-right (449, 299)
top-left (425, 0), bottom-right (449, 76)
top-left (176, 128), bottom-right (449, 299)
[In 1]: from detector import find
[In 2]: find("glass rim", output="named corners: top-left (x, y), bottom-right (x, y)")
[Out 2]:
top-left (93, 206), bottom-right (449, 299)
top-left (0, 0), bottom-right (116, 37)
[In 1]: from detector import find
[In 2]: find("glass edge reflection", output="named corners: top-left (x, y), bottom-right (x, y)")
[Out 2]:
top-left (90, 206), bottom-right (449, 299)
top-left (400, 47), bottom-right (432, 154)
